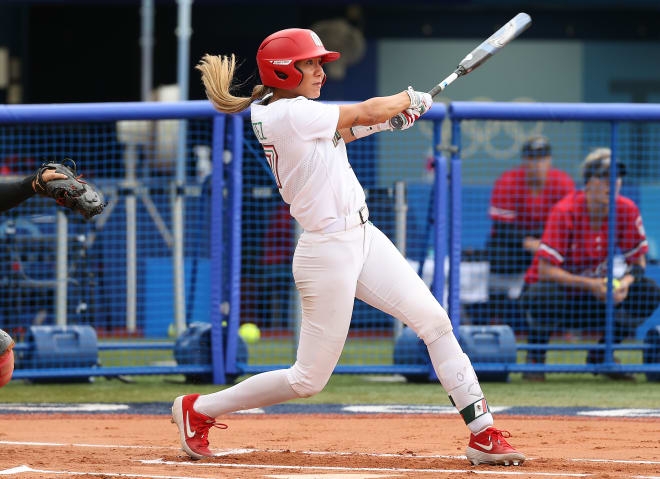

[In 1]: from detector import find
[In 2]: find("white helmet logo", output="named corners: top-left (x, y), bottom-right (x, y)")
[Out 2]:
top-left (310, 31), bottom-right (324, 47)
top-left (271, 60), bottom-right (292, 65)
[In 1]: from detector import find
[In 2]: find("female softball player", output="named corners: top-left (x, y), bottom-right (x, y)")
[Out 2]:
top-left (172, 28), bottom-right (525, 466)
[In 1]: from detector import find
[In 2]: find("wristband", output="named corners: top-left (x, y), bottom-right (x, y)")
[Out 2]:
top-left (350, 121), bottom-right (392, 139)
top-left (23, 175), bottom-right (37, 195)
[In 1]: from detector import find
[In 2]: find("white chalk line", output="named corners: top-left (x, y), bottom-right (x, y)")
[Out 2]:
top-left (577, 409), bottom-right (660, 418)
top-left (571, 458), bottom-right (660, 465)
top-left (0, 462), bottom-right (588, 478)
top-left (142, 458), bottom-right (577, 476)
top-left (3, 465), bottom-right (659, 479)
top-left (0, 403), bottom-right (130, 413)
top-left (2, 455), bottom-right (658, 478)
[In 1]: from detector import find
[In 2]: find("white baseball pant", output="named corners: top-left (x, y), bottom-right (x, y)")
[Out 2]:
top-left (194, 221), bottom-right (491, 432)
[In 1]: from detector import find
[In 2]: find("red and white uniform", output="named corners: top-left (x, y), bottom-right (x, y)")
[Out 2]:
top-left (489, 167), bottom-right (575, 233)
top-left (525, 190), bottom-right (648, 285)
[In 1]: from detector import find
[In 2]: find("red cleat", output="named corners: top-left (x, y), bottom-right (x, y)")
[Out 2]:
top-left (171, 394), bottom-right (227, 459)
top-left (466, 427), bottom-right (526, 466)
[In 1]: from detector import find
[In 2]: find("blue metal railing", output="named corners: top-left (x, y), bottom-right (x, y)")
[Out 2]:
top-left (3, 100), bottom-right (660, 382)
top-left (448, 101), bottom-right (660, 376)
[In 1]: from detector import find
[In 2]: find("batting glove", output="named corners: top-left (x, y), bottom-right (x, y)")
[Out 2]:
top-left (389, 108), bottom-right (421, 131)
top-left (406, 86), bottom-right (433, 116)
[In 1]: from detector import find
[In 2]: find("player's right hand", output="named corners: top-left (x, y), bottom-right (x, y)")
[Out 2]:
top-left (389, 108), bottom-right (420, 131)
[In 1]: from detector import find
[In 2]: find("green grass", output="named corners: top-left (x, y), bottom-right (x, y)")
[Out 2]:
top-left (1, 373), bottom-right (658, 408)
top-left (4, 336), bottom-right (657, 409)
top-left (245, 338), bottom-right (394, 365)
top-left (95, 337), bottom-right (386, 368)
top-left (247, 337), bottom-right (649, 367)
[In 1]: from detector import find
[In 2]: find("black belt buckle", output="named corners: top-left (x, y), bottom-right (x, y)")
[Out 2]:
top-left (358, 205), bottom-right (367, 224)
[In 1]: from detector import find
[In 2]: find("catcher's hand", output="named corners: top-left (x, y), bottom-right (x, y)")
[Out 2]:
top-left (33, 158), bottom-right (106, 220)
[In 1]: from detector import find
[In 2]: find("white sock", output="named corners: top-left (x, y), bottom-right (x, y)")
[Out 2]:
top-left (426, 332), bottom-right (494, 434)
top-left (194, 369), bottom-right (298, 418)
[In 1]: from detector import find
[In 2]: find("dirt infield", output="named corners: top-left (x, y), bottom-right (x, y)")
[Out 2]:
top-left (0, 413), bottom-right (658, 478)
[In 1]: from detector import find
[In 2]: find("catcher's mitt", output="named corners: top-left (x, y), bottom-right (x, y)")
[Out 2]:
top-left (33, 158), bottom-right (106, 220)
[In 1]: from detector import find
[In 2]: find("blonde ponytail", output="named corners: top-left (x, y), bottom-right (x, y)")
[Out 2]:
top-left (196, 54), bottom-right (270, 114)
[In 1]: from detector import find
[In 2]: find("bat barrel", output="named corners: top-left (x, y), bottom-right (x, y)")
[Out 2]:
top-left (455, 12), bottom-right (531, 77)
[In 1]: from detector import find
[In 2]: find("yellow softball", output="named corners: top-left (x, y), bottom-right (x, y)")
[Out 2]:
top-left (238, 323), bottom-right (261, 344)
top-left (604, 278), bottom-right (621, 290)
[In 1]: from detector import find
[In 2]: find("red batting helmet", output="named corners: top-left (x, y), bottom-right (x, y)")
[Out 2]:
top-left (256, 28), bottom-right (340, 89)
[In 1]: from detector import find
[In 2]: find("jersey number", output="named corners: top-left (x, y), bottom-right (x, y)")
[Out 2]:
top-left (263, 144), bottom-right (282, 189)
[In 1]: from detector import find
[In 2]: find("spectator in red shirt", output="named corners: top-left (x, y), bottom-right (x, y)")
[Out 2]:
top-left (485, 136), bottom-right (575, 329)
top-left (519, 147), bottom-right (660, 381)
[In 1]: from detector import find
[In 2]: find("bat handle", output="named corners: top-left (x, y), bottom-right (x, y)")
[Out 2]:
top-left (391, 69), bottom-right (461, 129)
top-left (390, 114), bottom-right (406, 130)
top-left (429, 70), bottom-right (461, 98)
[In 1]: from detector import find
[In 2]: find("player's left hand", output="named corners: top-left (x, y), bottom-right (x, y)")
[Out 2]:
top-left (32, 168), bottom-right (68, 188)
top-left (33, 158), bottom-right (106, 220)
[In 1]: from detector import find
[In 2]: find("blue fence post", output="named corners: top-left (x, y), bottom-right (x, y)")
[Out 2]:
top-left (224, 115), bottom-right (244, 379)
top-left (449, 118), bottom-right (462, 332)
top-left (431, 120), bottom-right (447, 306)
top-left (210, 114), bottom-right (227, 384)
top-left (603, 122), bottom-right (620, 367)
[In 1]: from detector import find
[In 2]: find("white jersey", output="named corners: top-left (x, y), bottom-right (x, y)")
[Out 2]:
top-left (250, 95), bottom-right (365, 232)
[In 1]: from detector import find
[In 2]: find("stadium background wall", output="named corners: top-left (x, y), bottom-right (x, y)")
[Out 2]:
top-left (1, 2), bottom-right (660, 105)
